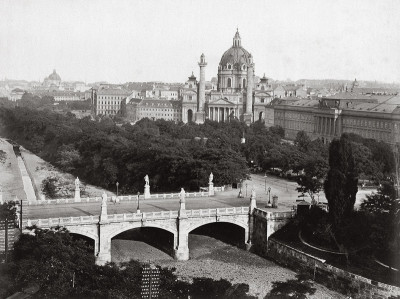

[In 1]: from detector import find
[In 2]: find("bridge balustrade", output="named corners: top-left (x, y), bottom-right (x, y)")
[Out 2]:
top-left (23, 188), bottom-right (224, 206)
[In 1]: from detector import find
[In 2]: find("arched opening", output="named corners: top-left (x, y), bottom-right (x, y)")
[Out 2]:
top-left (243, 78), bottom-right (246, 88)
top-left (227, 78), bottom-right (232, 88)
top-left (111, 227), bottom-right (175, 263)
top-left (69, 233), bottom-right (96, 254)
top-left (188, 222), bottom-right (246, 259)
top-left (259, 111), bottom-right (264, 121)
top-left (187, 109), bottom-right (193, 122)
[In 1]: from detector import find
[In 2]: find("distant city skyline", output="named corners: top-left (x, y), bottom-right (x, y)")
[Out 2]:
top-left (1, 0), bottom-right (400, 84)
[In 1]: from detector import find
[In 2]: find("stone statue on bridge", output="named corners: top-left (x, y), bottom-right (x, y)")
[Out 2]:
top-left (179, 188), bottom-right (186, 217)
top-left (250, 186), bottom-right (257, 212)
top-left (74, 177), bottom-right (81, 202)
top-left (251, 186), bottom-right (256, 199)
top-left (179, 188), bottom-right (186, 203)
top-left (102, 192), bottom-right (107, 205)
top-left (144, 175), bottom-right (151, 199)
top-left (209, 173), bottom-right (213, 184)
top-left (100, 192), bottom-right (108, 223)
top-left (75, 177), bottom-right (80, 190)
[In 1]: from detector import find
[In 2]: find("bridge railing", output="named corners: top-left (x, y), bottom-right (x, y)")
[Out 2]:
top-left (23, 188), bottom-right (228, 206)
top-left (22, 207), bottom-right (250, 228)
top-left (22, 215), bottom-right (100, 228)
top-left (253, 208), bottom-right (295, 220)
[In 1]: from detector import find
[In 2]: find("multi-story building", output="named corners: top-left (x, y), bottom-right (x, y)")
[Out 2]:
top-left (160, 88), bottom-right (179, 101)
top-left (94, 88), bottom-right (132, 116)
top-left (126, 98), bottom-right (181, 123)
top-left (9, 88), bottom-right (25, 101)
top-left (52, 91), bottom-right (82, 102)
top-left (273, 92), bottom-right (400, 146)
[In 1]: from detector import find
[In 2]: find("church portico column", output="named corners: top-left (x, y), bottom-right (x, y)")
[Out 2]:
top-left (243, 55), bottom-right (254, 124)
top-left (195, 54), bottom-right (207, 124)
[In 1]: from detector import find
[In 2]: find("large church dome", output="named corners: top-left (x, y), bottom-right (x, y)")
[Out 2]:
top-left (47, 69), bottom-right (61, 81)
top-left (219, 30), bottom-right (251, 69)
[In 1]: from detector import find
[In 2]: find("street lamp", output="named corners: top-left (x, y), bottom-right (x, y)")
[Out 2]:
top-left (264, 173), bottom-right (267, 192)
top-left (137, 192), bottom-right (140, 213)
top-left (268, 187), bottom-right (271, 205)
top-left (238, 179), bottom-right (243, 198)
top-left (116, 182), bottom-right (119, 197)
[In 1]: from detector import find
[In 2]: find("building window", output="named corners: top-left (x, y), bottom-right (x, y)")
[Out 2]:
top-left (227, 78), bottom-right (232, 88)
top-left (243, 78), bottom-right (246, 88)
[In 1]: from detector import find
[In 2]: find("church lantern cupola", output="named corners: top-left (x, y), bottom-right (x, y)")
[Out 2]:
top-left (233, 28), bottom-right (241, 47)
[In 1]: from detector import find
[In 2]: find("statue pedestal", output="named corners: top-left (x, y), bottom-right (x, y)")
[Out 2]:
top-left (208, 182), bottom-right (214, 196)
top-left (100, 203), bottom-right (108, 223)
top-left (74, 188), bottom-right (81, 202)
top-left (144, 185), bottom-right (151, 199)
top-left (242, 113), bottom-right (252, 125)
top-left (195, 111), bottom-right (205, 124)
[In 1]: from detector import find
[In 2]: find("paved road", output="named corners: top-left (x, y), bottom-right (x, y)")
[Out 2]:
top-left (24, 173), bottom-right (374, 220)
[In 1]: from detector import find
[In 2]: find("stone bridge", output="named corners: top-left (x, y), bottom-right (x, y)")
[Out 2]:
top-left (22, 192), bottom-right (294, 265)
top-left (22, 206), bottom-right (253, 265)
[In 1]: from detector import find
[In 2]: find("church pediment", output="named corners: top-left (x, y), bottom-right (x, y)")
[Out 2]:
top-left (208, 97), bottom-right (236, 106)
top-left (255, 91), bottom-right (272, 97)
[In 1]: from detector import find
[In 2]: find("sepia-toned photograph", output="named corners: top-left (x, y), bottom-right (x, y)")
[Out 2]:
top-left (0, 0), bottom-right (399, 298)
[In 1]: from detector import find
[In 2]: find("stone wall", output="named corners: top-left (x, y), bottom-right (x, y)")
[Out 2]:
top-left (251, 209), bottom-right (294, 256)
top-left (266, 238), bottom-right (400, 299)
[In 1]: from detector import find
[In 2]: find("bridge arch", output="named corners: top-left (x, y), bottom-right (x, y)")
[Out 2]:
top-left (186, 219), bottom-right (248, 234)
top-left (107, 222), bottom-right (177, 240)
top-left (67, 226), bottom-right (99, 254)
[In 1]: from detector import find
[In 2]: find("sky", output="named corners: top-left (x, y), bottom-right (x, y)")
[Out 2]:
top-left (0, 0), bottom-right (400, 84)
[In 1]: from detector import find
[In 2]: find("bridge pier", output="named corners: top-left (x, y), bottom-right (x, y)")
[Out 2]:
top-left (96, 223), bottom-right (112, 266)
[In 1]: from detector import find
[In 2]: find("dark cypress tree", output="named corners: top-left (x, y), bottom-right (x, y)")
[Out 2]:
top-left (324, 135), bottom-right (358, 226)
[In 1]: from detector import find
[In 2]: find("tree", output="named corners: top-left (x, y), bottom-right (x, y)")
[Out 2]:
top-left (360, 182), bottom-right (396, 214)
top-left (360, 182), bottom-right (400, 253)
top-left (324, 135), bottom-right (358, 226)
top-left (0, 202), bottom-right (17, 221)
top-left (12, 226), bottom-right (96, 298)
top-left (296, 175), bottom-right (323, 204)
top-left (294, 131), bottom-right (311, 152)
top-left (56, 144), bottom-right (82, 172)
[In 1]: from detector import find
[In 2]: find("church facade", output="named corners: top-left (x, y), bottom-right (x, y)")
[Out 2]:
top-left (181, 30), bottom-right (273, 124)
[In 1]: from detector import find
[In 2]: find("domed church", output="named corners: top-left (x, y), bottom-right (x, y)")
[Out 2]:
top-left (181, 29), bottom-right (273, 124)
top-left (43, 69), bottom-right (62, 88)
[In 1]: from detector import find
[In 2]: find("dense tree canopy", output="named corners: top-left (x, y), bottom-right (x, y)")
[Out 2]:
top-left (324, 135), bottom-right (358, 226)
top-left (0, 107), bottom-right (394, 197)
